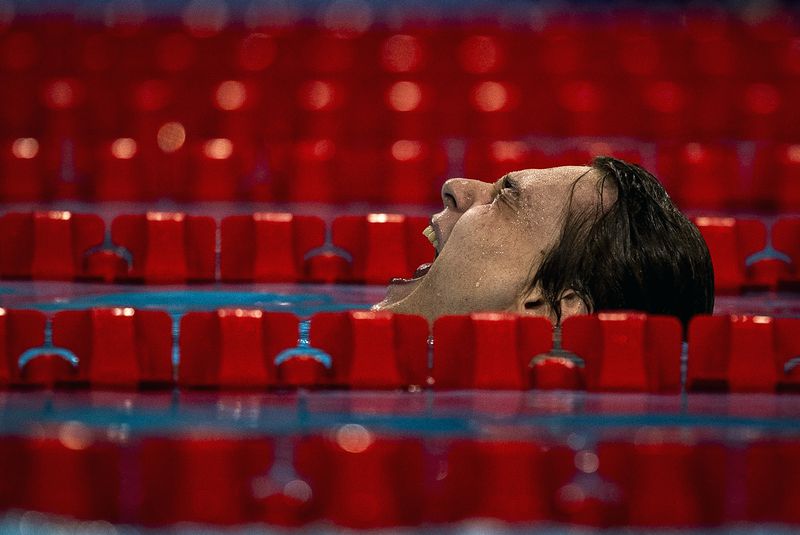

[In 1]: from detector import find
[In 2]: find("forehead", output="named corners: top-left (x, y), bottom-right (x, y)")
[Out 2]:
top-left (508, 165), bottom-right (595, 186)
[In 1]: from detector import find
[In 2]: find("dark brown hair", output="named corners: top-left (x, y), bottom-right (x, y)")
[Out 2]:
top-left (531, 156), bottom-right (714, 327)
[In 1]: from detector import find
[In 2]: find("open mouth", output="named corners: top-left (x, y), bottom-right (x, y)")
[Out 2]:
top-left (389, 224), bottom-right (439, 285)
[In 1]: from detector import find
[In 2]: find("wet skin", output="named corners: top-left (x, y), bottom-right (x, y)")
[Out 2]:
top-left (373, 166), bottom-right (615, 322)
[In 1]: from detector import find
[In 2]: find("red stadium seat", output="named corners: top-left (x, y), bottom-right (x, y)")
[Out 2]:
top-left (561, 313), bottom-right (682, 393)
top-left (179, 310), bottom-right (298, 388)
top-left (692, 217), bottom-right (768, 293)
top-left (0, 211), bottom-right (105, 280)
top-left (186, 138), bottom-right (256, 201)
top-left (428, 440), bottom-right (564, 523)
top-left (330, 214), bottom-right (433, 284)
top-left (308, 311), bottom-right (428, 388)
top-left (381, 140), bottom-right (446, 204)
top-left (52, 308), bottom-right (173, 387)
top-left (279, 139), bottom-right (339, 203)
top-left (636, 79), bottom-right (691, 139)
top-left (111, 213), bottom-right (216, 283)
top-left (432, 313), bottom-right (553, 389)
top-left (752, 145), bottom-right (800, 212)
top-left (19, 436), bottom-right (122, 521)
top-left (92, 138), bottom-right (147, 200)
top-left (137, 436), bottom-right (273, 524)
top-left (745, 441), bottom-right (800, 523)
top-left (657, 143), bottom-right (744, 210)
top-left (687, 315), bottom-right (800, 392)
top-left (221, 213), bottom-right (325, 282)
top-left (0, 138), bottom-right (46, 201)
top-left (739, 82), bottom-right (784, 140)
top-left (296, 434), bottom-right (425, 528)
top-left (772, 217), bottom-right (800, 289)
top-left (599, 441), bottom-right (727, 527)
top-left (0, 308), bottom-right (47, 386)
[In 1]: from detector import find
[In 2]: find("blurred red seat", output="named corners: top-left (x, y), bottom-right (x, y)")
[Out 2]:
top-left (186, 138), bottom-right (256, 201)
top-left (599, 440), bottom-right (726, 527)
top-left (657, 143), bottom-right (744, 210)
top-left (221, 213), bottom-right (325, 282)
top-left (0, 308), bottom-right (47, 387)
top-left (692, 217), bottom-right (768, 293)
top-left (137, 436), bottom-right (273, 524)
top-left (330, 214), bottom-right (433, 284)
top-left (688, 315), bottom-right (800, 392)
top-left (111, 212), bottom-right (216, 283)
top-left (296, 434), bottom-right (425, 528)
top-left (309, 311), bottom-right (428, 388)
top-left (380, 140), bottom-right (446, 204)
top-left (92, 137), bottom-right (147, 201)
top-left (19, 436), bottom-right (122, 521)
top-left (0, 138), bottom-right (46, 201)
top-left (433, 313), bottom-right (553, 389)
top-left (772, 217), bottom-right (800, 289)
top-left (52, 308), bottom-right (173, 388)
top-left (561, 313), bottom-right (682, 393)
top-left (751, 144), bottom-right (800, 212)
top-left (745, 441), bottom-right (800, 523)
top-left (0, 211), bottom-right (105, 280)
top-left (426, 439), bottom-right (563, 523)
top-left (179, 309), bottom-right (298, 388)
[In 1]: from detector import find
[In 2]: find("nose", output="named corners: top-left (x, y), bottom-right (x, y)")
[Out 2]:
top-left (440, 178), bottom-right (495, 212)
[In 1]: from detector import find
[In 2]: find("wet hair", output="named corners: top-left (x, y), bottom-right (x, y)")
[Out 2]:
top-left (530, 156), bottom-right (714, 328)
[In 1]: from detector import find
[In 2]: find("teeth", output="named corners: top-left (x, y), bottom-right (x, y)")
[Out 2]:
top-left (422, 225), bottom-right (439, 250)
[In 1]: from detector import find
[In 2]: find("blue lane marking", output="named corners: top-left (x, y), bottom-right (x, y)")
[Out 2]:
top-left (273, 348), bottom-right (333, 369)
top-left (21, 290), bottom-right (372, 317)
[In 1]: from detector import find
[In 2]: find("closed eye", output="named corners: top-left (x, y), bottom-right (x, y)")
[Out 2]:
top-left (525, 298), bottom-right (545, 310)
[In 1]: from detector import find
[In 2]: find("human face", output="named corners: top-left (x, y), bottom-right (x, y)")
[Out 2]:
top-left (373, 166), bottom-right (606, 321)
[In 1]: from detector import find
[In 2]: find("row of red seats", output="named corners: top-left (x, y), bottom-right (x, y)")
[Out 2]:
top-left (0, 136), bottom-right (448, 203)
top-left (5, 76), bottom-right (800, 141)
top-left (4, 18), bottom-right (800, 81)
top-left (7, 137), bottom-right (800, 211)
top-left (0, 211), bottom-right (433, 284)
top-left (2, 210), bottom-right (800, 292)
top-left (1, 431), bottom-right (799, 526)
top-left (3, 308), bottom-right (799, 392)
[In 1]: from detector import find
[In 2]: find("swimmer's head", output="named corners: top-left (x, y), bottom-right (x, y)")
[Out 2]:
top-left (373, 156), bottom-right (714, 327)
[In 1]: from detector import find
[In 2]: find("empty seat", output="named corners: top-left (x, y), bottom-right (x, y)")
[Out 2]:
top-left (92, 138), bottom-right (147, 201)
top-left (752, 145), bottom-right (800, 212)
top-left (221, 213), bottom-right (325, 282)
top-left (0, 211), bottom-right (105, 280)
top-left (179, 309), bottom-right (298, 388)
top-left (432, 313), bottom-right (553, 389)
top-left (598, 440), bottom-right (727, 527)
top-left (745, 441), bottom-right (800, 524)
top-left (296, 434), bottom-right (425, 528)
top-left (137, 436), bottom-right (274, 524)
top-left (657, 143), bottom-right (744, 210)
top-left (427, 439), bottom-right (568, 523)
top-left (0, 137), bottom-right (46, 201)
top-left (18, 435), bottom-right (122, 521)
top-left (308, 311), bottom-right (428, 388)
top-left (687, 315), bottom-right (800, 392)
top-left (561, 313), bottom-right (683, 393)
top-left (51, 308), bottom-right (173, 388)
top-left (186, 138), bottom-right (256, 201)
top-left (331, 214), bottom-right (433, 284)
top-left (772, 217), bottom-right (800, 289)
top-left (0, 308), bottom-right (47, 386)
top-left (111, 212), bottom-right (216, 283)
top-left (692, 217), bottom-right (767, 293)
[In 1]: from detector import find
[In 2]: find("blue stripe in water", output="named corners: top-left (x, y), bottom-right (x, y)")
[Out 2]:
top-left (24, 290), bottom-right (372, 317)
